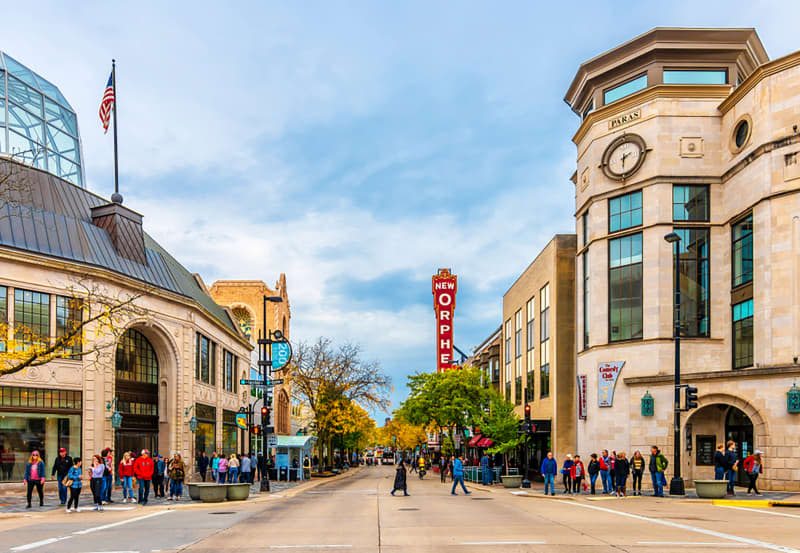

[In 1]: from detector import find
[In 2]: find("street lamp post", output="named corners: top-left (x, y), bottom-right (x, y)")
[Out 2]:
top-left (664, 231), bottom-right (685, 496)
top-left (258, 294), bottom-right (283, 493)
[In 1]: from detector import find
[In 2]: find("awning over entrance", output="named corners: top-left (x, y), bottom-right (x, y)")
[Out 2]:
top-left (477, 437), bottom-right (494, 448)
top-left (468, 435), bottom-right (483, 447)
top-left (276, 435), bottom-right (317, 450)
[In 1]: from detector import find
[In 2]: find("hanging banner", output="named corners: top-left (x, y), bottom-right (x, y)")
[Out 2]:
top-left (235, 413), bottom-right (248, 429)
top-left (432, 268), bottom-right (457, 372)
top-left (598, 361), bottom-right (625, 407)
top-left (577, 375), bottom-right (588, 419)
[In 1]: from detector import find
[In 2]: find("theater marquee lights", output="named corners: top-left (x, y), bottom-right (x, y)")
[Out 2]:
top-left (432, 268), bottom-right (457, 372)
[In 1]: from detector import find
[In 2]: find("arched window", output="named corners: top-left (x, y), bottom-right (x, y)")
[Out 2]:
top-left (115, 328), bottom-right (159, 384)
top-left (232, 307), bottom-right (253, 339)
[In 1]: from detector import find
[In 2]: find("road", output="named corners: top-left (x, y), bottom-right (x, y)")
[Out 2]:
top-left (2, 466), bottom-right (800, 553)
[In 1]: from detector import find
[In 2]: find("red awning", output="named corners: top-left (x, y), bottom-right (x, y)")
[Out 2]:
top-left (468, 435), bottom-right (482, 447)
top-left (477, 438), bottom-right (494, 448)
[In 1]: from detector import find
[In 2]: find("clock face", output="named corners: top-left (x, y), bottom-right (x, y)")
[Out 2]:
top-left (602, 134), bottom-right (647, 181)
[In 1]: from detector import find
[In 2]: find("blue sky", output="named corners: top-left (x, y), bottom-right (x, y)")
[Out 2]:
top-left (5, 2), bottom-right (800, 419)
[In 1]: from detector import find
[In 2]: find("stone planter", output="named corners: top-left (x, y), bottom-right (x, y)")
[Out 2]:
top-left (197, 484), bottom-right (228, 503)
top-left (501, 475), bottom-right (522, 488)
top-left (187, 483), bottom-right (217, 501)
top-left (694, 479), bottom-right (728, 499)
top-left (225, 483), bottom-right (251, 501)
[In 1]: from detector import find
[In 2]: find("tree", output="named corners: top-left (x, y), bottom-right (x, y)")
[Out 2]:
top-left (378, 417), bottom-right (428, 452)
top-left (477, 392), bottom-right (523, 475)
top-left (0, 279), bottom-right (148, 378)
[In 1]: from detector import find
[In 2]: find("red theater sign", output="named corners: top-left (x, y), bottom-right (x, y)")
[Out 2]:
top-left (432, 268), bottom-right (457, 372)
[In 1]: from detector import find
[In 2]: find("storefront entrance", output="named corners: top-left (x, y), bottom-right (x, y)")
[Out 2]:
top-left (725, 406), bottom-right (754, 487)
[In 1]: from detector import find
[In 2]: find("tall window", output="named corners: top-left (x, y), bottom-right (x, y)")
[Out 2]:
top-left (609, 191), bottom-right (643, 233)
top-left (583, 250), bottom-right (590, 349)
top-left (195, 333), bottom-right (217, 385)
top-left (0, 286), bottom-right (6, 352)
top-left (732, 215), bottom-right (753, 287)
top-left (514, 310), bottom-right (522, 405)
top-left (674, 228), bottom-right (710, 337)
top-left (115, 329), bottom-right (158, 384)
top-left (609, 234), bottom-right (643, 341)
top-left (55, 296), bottom-right (82, 357)
top-left (733, 299), bottom-right (753, 369)
top-left (223, 350), bottom-right (238, 393)
top-left (504, 319), bottom-right (511, 401)
top-left (582, 211), bottom-right (589, 246)
top-left (14, 288), bottom-right (49, 349)
top-left (539, 284), bottom-right (550, 398)
top-left (673, 185), bottom-right (709, 222)
top-left (222, 410), bottom-right (237, 456)
top-left (525, 298), bottom-right (535, 403)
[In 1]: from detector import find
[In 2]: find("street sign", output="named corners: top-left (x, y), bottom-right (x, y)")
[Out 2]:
top-left (267, 435), bottom-right (278, 447)
top-left (240, 378), bottom-right (284, 387)
top-left (235, 413), bottom-right (248, 429)
top-left (271, 341), bottom-right (292, 370)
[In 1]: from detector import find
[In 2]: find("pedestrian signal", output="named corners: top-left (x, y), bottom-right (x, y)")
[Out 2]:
top-left (685, 386), bottom-right (699, 410)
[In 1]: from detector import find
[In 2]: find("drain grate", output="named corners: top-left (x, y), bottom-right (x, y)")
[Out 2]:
top-left (209, 511), bottom-right (236, 515)
top-left (471, 497), bottom-right (493, 500)
top-left (398, 508), bottom-right (419, 511)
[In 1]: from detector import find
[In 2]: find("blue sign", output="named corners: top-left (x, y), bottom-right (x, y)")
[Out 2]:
top-left (235, 413), bottom-right (248, 430)
top-left (271, 341), bottom-right (292, 370)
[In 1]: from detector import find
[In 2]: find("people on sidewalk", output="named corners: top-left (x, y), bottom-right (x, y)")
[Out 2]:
top-left (168, 453), bottom-right (185, 500)
top-left (197, 451), bottom-right (209, 482)
top-left (391, 460), bottom-right (409, 496)
top-left (89, 455), bottom-right (105, 511)
top-left (217, 455), bottom-right (228, 483)
top-left (571, 455), bottom-right (585, 494)
top-left (630, 450), bottom-right (645, 496)
top-left (481, 452), bottom-right (492, 485)
top-left (743, 449), bottom-right (763, 495)
top-left (599, 450), bottom-right (611, 494)
top-left (725, 441), bottom-right (739, 496)
top-left (65, 458), bottom-right (82, 512)
top-left (228, 454), bottom-right (240, 483)
top-left (24, 450), bottom-right (45, 509)
top-left (101, 447), bottom-right (114, 503)
top-left (450, 455), bottom-right (470, 495)
top-left (649, 446), bottom-right (667, 497)
top-left (51, 447), bottom-right (73, 506)
top-left (133, 449), bottom-right (154, 505)
top-left (119, 451), bottom-right (135, 503)
top-left (540, 452), bottom-right (557, 496)
top-left (587, 454), bottom-right (600, 495)
top-left (240, 452), bottom-right (251, 483)
top-left (614, 451), bottom-right (630, 498)
top-left (561, 454), bottom-right (574, 494)
top-left (154, 454), bottom-right (166, 498)
top-left (211, 452), bottom-right (220, 483)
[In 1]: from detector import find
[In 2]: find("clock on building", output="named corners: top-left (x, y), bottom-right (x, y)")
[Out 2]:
top-left (601, 133), bottom-right (648, 181)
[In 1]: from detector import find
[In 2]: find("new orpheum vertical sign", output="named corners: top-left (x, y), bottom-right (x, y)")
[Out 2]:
top-left (432, 268), bottom-right (457, 372)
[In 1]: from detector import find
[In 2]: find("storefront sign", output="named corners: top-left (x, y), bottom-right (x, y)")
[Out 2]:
top-left (432, 268), bottom-right (458, 372)
top-left (608, 109), bottom-right (641, 130)
top-left (235, 413), bottom-right (248, 429)
top-left (598, 361), bottom-right (625, 407)
top-left (577, 375), bottom-right (587, 419)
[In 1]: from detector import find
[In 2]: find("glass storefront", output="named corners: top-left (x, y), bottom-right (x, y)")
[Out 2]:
top-left (222, 410), bottom-right (237, 456)
top-left (195, 403), bottom-right (216, 457)
top-left (0, 386), bottom-right (82, 482)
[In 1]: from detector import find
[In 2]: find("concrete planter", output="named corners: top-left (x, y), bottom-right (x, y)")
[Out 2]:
top-left (501, 475), bottom-right (522, 488)
top-left (225, 483), bottom-right (251, 501)
top-left (694, 479), bottom-right (728, 499)
top-left (187, 483), bottom-right (217, 501)
top-left (197, 484), bottom-right (228, 503)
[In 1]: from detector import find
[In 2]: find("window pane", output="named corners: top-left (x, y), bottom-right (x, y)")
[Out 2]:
top-left (55, 296), bottom-right (82, 356)
top-left (732, 299), bottom-right (754, 369)
top-left (44, 97), bottom-right (78, 137)
top-left (673, 185), bottom-right (709, 222)
top-left (609, 191), bottom-right (642, 232)
top-left (7, 102), bottom-right (44, 145)
top-left (8, 130), bottom-right (45, 168)
top-left (6, 74), bottom-right (43, 117)
top-left (732, 215), bottom-right (753, 287)
top-left (14, 288), bottom-right (50, 349)
top-left (604, 74), bottom-right (647, 104)
top-left (46, 124), bottom-right (79, 163)
top-left (609, 234), bottom-right (643, 341)
top-left (663, 70), bottom-right (727, 85)
top-left (115, 328), bottom-right (159, 384)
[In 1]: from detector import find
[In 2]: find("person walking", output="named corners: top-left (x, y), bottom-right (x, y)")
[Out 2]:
top-left (615, 452), bottom-right (630, 498)
top-left (630, 450), bottom-right (645, 496)
top-left (211, 452), bottom-right (220, 483)
top-left (743, 449), bottom-right (763, 495)
top-left (439, 456), bottom-right (447, 483)
top-left (240, 453), bottom-right (251, 483)
top-left (89, 455), bottom-right (105, 511)
top-left (133, 449), bottom-right (154, 505)
top-left (23, 450), bottom-right (46, 509)
top-left (561, 454), bottom-right (574, 494)
top-left (390, 460), bottom-right (409, 496)
top-left (450, 455), bottom-right (470, 495)
top-left (713, 443), bottom-right (726, 480)
top-left (303, 455), bottom-right (311, 480)
top-left (217, 455), bottom-right (228, 483)
top-left (540, 451), bottom-right (557, 496)
top-left (197, 451), bottom-right (209, 482)
top-left (571, 455), bottom-right (585, 494)
top-left (118, 451), bottom-right (135, 503)
top-left (65, 458), bottom-right (82, 513)
top-left (649, 446), bottom-right (667, 497)
top-left (168, 453), bottom-right (185, 500)
top-left (609, 450), bottom-right (617, 495)
top-left (599, 450), bottom-right (611, 494)
top-left (101, 447), bottom-right (114, 503)
top-left (251, 453), bottom-right (259, 482)
top-left (51, 447), bottom-right (73, 506)
top-left (587, 454), bottom-right (600, 495)
top-left (481, 452), bottom-right (491, 486)
top-left (724, 441), bottom-right (739, 496)
top-left (153, 454), bottom-right (166, 498)
top-left (228, 454), bottom-right (240, 483)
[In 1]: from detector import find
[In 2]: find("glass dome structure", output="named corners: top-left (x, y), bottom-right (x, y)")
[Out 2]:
top-left (0, 51), bottom-right (83, 187)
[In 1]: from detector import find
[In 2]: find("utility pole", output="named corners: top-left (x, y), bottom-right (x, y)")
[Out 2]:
top-left (664, 232), bottom-right (685, 496)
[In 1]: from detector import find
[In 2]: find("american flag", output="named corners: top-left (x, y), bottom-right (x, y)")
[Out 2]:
top-left (99, 73), bottom-right (114, 134)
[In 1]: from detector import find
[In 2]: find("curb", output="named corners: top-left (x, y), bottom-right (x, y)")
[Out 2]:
top-left (712, 498), bottom-right (800, 508)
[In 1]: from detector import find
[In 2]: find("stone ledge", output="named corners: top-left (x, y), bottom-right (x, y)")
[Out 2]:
top-left (624, 365), bottom-right (800, 385)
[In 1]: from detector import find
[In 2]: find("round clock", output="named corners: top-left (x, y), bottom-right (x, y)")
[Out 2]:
top-left (601, 133), bottom-right (648, 181)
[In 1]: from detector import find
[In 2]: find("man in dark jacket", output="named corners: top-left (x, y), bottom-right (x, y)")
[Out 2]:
top-left (540, 451), bottom-right (558, 496)
top-left (724, 441), bottom-right (739, 496)
top-left (51, 448), bottom-right (73, 506)
top-left (390, 460), bottom-right (409, 496)
top-left (649, 446), bottom-right (667, 497)
top-left (196, 451), bottom-right (210, 482)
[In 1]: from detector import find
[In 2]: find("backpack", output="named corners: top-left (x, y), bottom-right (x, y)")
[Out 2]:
top-left (658, 454), bottom-right (669, 470)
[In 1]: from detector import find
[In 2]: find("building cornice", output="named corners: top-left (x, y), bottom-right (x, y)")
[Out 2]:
top-left (624, 364), bottom-right (800, 385)
top-left (718, 50), bottom-right (800, 114)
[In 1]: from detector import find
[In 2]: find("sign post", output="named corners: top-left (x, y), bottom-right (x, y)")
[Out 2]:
top-left (432, 268), bottom-right (458, 372)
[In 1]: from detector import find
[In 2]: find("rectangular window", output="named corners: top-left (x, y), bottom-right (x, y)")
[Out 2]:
top-left (514, 310), bottom-right (522, 406)
top-left (525, 349), bottom-right (535, 403)
top-left (514, 375), bottom-right (522, 405)
top-left (222, 409), bottom-right (238, 456)
top-left (609, 233), bottom-right (643, 342)
top-left (14, 288), bottom-right (50, 350)
top-left (583, 250), bottom-right (590, 349)
top-left (609, 191), bottom-right (643, 233)
top-left (195, 402), bottom-right (216, 459)
top-left (673, 185), bottom-right (709, 222)
top-left (732, 215), bottom-right (753, 287)
top-left (0, 285), bottom-right (6, 352)
top-left (674, 228), bottom-right (710, 337)
top-left (224, 350), bottom-right (237, 392)
top-left (515, 310), bottom-right (522, 359)
top-left (663, 69), bottom-right (727, 85)
top-left (582, 211), bottom-right (589, 246)
top-left (504, 319), bottom-right (511, 368)
top-left (539, 284), bottom-right (550, 398)
top-left (195, 333), bottom-right (217, 385)
top-left (604, 74), bottom-right (647, 104)
top-left (733, 299), bottom-right (754, 369)
top-left (526, 299), bottom-right (535, 351)
top-left (55, 296), bottom-right (82, 357)
top-left (505, 380), bottom-right (511, 402)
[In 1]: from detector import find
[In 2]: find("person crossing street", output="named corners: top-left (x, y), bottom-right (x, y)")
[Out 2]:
top-left (450, 455), bottom-right (470, 495)
top-left (51, 447), bottom-right (73, 506)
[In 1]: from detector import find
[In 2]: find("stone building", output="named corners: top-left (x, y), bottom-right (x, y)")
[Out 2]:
top-left (501, 234), bottom-right (576, 475)
top-left (470, 326), bottom-right (501, 394)
top-left (0, 159), bottom-right (253, 486)
top-left (565, 28), bottom-right (800, 490)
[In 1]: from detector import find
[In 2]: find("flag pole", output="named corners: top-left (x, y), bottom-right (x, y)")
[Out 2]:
top-left (111, 59), bottom-right (120, 201)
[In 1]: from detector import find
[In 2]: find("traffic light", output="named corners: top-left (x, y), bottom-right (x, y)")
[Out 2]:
top-left (252, 425), bottom-right (261, 435)
top-left (261, 406), bottom-right (271, 425)
top-left (685, 386), bottom-right (698, 410)
top-left (524, 404), bottom-right (531, 421)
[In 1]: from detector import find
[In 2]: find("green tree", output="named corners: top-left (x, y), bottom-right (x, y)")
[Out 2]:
top-left (477, 392), bottom-right (523, 475)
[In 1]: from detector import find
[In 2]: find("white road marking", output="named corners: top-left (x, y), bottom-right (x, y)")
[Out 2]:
top-left (76, 506), bottom-right (135, 511)
top-left (72, 510), bottom-right (171, 535)
top-left (460, 541), bottom-right (546, 545)
top-left (638, 542), bottom-right (749, 547)
top-left (719, 505), bottom-right (800, 519)
top-left (269, 546), bottom-right (352, 550)
top-left (10, 536), bottom-right (71, 551)
top-left (571, 501), bottom-right (800, 553)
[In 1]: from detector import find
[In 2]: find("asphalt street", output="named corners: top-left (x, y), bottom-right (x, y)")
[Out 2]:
top-left (1, 466), bottom-right (800, 553)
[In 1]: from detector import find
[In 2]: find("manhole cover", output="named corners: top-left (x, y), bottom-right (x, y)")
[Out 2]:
top-left (398, 508), bottom-right (419, 511)
top-left (209, 511), bottom-right (236, 515)
top-left (471, 497), bottom-right (493, 500)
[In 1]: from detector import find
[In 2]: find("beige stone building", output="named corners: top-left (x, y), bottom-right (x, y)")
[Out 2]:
top-left (501, 234), bottom-right (576, 474)
top-left (0, 159), bottom-right (255, 486)
top-left (565, 28), bottom-right (800, 490)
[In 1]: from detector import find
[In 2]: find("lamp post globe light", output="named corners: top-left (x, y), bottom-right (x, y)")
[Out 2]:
top-left (106, 398), bottom-right (123, 429)
top-left (664, 231), bottom-right (685, 496)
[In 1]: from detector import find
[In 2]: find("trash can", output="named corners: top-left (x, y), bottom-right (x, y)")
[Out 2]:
top-left (279, 466), bottom-right (288, 481)
top-left (289, 468), bottom-right (298, 482)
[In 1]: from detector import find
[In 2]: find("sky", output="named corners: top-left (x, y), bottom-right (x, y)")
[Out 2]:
top-left (4, 1), bottom-right (800, 419)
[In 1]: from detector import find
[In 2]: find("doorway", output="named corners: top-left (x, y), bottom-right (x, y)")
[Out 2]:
top-left (724, 406), bottom-right (753, 487)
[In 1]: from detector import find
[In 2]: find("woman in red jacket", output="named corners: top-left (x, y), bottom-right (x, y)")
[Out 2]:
top-left (118, 451), bottom-right (135, 503)
top-left (570, 455), bottom-right (586, 494)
